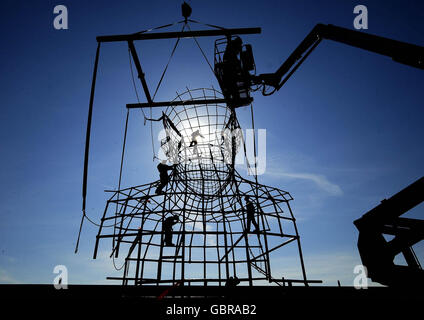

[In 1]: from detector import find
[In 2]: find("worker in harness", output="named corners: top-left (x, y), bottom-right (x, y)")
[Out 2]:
top-left (189, 129), bottom-right (204, 158)
top-left (155, 160), bottom-right (176, 195)
top-left (162, 215), bottom-right (180, 246)
top-left (244, 195), bottom-right (260, 233)
top-left (222, 36), bottom-right (243, 101)
top-left (225, 275), bottom-right (240, 287)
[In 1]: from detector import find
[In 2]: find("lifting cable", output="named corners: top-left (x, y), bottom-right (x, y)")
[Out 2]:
top-left (112, 251), bottom-right (126, 271)
top-left (186, 18), bottom-right (261, 187)
top-left (77, 21), bottom-right (189, 238)
top-left (112, 108), bottom-right (130, 247)
top-left (133, 22), bottom-right (187, 161)
top-left (249, 103), bottom-right (271, 232)
top-left (132, 20), bottom-right (185, 36)
top-left (75, 42), bottom-right (101, 253)
top-left (77, 18), bottom-right (230, 253)
top-left (131, 18), bottom-right (228, 160)
top-left (106, 22), bottom-right (191, 240)
top-left (128, 48), bottom-right (154, 159)
top-left (152, 23), bottom-right (187, 100)
top-left (249, 103), bottom-right (259, 184)
top-left (186, 23), bottom-right (215, 76)
top-left (77, 21), bottom-right (192, 249)
top-left (187, 18), bottom-right (227, 31)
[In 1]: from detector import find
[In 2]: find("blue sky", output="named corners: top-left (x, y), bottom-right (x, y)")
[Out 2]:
top-left (0, 0), bottom-right (423, 285)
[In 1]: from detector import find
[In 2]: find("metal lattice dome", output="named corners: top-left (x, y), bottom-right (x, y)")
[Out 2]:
top-left (161, 88), bottom-right (242, 199)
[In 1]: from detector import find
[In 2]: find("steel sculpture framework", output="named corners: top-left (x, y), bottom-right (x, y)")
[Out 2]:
top-left (78, 1), bottom-right (424, 289)
top-left (92, 88), bottom-right (311, 286)
top-left (79, 16), bottom-right (318, 287)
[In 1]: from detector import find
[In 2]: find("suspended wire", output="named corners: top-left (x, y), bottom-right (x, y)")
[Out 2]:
top-left (112, 253), bottom-right (126, 271)
top-left (186, 18), bottom-right (261, 186)
top-left (186, 23), bottom-right (216, 76)
top-left (128, 18), bottom-right (228, 161)
top-left (128, 48), bottom-right (147, 119)
top-left (113, 108), bottom-right (130, 246)
top-left (249, 103), bottom-right (259, 184)
top-left (75, 42), bottom-right (101, 253)
top-left (152, 23), bottom-right (187, 100)
top-left (79, 18), bottom-right (231, 233)
top-left (82, 21), bottom-right (190, 229)
top-left (150, 22), bottom-right (187, 160)
top-left (187, 18), bottom-right (227, 31)
top-left (90, 23), bottom-right (190, 230)
top-left (80, 213), bottom-right (103, 227)
top-left (132, 20), bottom-right (185, 35)
top-left (128, 19), bottom-right (190, 162)
top-left (81, 111), bottom-right (132, 229)
top-left (128, 45), bottom-right (156, 160)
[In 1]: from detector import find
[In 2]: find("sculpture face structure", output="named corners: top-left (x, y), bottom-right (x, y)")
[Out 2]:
top-left (93, 88), bottom-right (309, 288)
top-left (161, 88), bottom-right (241, 199)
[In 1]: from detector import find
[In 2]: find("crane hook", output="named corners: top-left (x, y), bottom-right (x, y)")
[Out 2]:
top-left (181, 2), bottom-right (192, 23)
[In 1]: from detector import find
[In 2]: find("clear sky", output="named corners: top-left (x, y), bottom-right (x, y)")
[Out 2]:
top-left (0, 0), bottom-right (423, 286)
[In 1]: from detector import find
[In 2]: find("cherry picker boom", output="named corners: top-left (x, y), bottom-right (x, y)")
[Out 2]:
top-left (215, 23), bottom-right (424, 105)
top-left (214, 24), bottom-right (424, 287)
top-left (354, 177), bottom-right (424, 288)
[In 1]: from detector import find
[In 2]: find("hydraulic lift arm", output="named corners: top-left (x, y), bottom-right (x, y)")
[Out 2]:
top-left (252, 24), bottom-right (424, 92)
top-left (354, 177), bottom-right (424, 287)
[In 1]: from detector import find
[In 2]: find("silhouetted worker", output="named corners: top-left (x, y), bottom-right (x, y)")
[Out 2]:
top-left (222, 36), bottom-right (243, 101)
top-left (190, 130), bottom-right (204, 158)
top-left (155, 160), bottom-right (176, 195)
top-left (244, 196), bottom-right (260, 233)
top-left (189, 130), bottom-right (204, 147)
top-left (225, 276), bottom-right (240, 287)
top-left (223, 36), bottom-right (242, 66)
top-left (146, 112), bottom-right (182, 144)
top-left (162, 215), bottom-right (179, 246)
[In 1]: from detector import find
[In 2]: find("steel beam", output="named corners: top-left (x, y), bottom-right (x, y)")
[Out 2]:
top-left (127, 97), bottom-right (253, 109)
top-left (97, 27), bottom-right (261, 43)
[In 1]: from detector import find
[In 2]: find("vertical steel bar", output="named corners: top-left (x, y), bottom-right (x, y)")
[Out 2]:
top-left (77, 41), bottom-right (101, 254)
top-left (287, 201), bottom-right (308, 286)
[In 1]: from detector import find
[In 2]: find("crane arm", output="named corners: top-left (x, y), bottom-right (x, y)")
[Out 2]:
top-left (253, 24), bottom-right (424, 91)
top-left (354, 177), bottom-right (424, 287)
